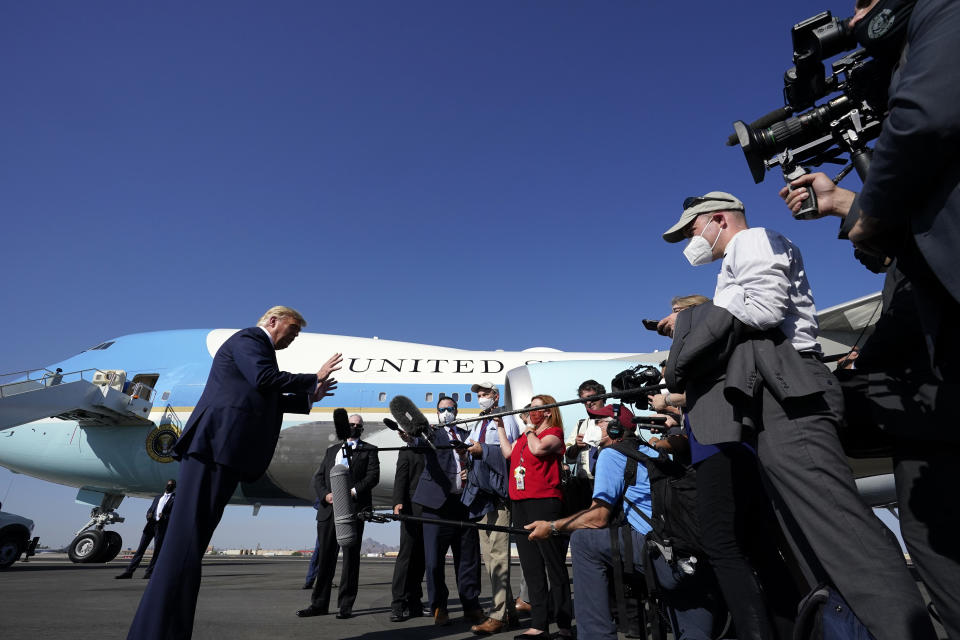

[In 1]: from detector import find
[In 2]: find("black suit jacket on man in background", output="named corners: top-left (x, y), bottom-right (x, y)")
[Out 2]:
top-left (308, 440), bottom-right (380, 615)
top-left (117, 492), bottom-right (175, 578)
top-left (390, 446), bottom-right (425, 616)
top-left (128, 323), bottom-right (329, 640)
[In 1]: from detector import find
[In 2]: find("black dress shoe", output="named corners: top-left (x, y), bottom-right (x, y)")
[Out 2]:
top-left (115, 573), bottom-right (133, 579)
top-left (336, 610), bottom-right (352, 619)
top-left (301, 583), bottom-right (314, 590)
top-left (296, 606), bottom-right (327, 618)
top-left (390, 608), bottom-right (410, 622)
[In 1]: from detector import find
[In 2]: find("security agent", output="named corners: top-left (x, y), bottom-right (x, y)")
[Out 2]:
top-left (297, 414), bottom-right (379, 619)
top-left (126, 306), bottom-right (342, 640)
top-left (780, 1), bottom-right (960, 635)
top-left (115, 479), bottom-right (176, 579)
top-left (388, 427), bottom-right (426, 622)
top-left (462, 381), bottom-right (520, 635)
top-left (403, 397), bottom-right (484, 627)
top-left (661, 194), bottom-right (937, 640)
top-left (526, 405), bottom-right (716, 640)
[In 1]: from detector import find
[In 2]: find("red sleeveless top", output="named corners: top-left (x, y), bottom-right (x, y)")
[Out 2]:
top-left (508, 425), bottom-right (564, 500)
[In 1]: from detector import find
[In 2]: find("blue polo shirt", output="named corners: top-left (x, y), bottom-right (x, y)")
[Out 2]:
top-left (592, 444), bottom-right (653, 535)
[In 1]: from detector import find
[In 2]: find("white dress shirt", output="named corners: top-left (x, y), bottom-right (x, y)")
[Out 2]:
top-left (468, 412), bottom-right (520, 445)
top-left (713, 227), bottom-right (820, 354)
top-left (155, 492), bottom-right (172, 521)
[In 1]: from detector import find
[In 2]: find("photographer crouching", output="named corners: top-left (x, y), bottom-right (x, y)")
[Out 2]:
top-left (779, 1), bottom-right (960, 635)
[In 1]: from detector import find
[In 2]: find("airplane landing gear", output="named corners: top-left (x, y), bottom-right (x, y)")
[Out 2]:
top-left (68, 495), bottom-right (125, 564)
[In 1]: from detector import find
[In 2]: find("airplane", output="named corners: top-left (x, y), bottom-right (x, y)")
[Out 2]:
top-left (0, 292), bottom-right (888, 563)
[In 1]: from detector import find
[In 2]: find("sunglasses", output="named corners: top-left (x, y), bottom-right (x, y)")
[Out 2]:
top-left (438, 407), bottom-right (456, 413)
top-left (683, 195), bottom-right (735, 210)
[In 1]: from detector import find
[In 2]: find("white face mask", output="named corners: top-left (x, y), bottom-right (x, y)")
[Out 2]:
top-left (683, 220), bottom-right (721, 266)
top-left (478, 396), bottom-right (496, 410)
top-left (438, 409), bottom-right (456, 424)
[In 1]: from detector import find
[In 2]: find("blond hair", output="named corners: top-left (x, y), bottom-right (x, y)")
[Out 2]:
top-left (670, 295), bottom-right (711, 311)
top-left (257, 306), bottom-right (307, 328)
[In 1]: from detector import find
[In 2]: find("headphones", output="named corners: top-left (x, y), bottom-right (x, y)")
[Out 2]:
top-left (605, 404), bottom-right (625, 440)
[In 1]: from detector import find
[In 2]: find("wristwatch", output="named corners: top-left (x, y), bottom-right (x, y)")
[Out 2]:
top-left (549, 521), bottom-right (560, 536)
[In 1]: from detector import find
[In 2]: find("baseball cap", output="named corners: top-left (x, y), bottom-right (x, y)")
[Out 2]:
top-left (662, 191), bottom-right (745, 243)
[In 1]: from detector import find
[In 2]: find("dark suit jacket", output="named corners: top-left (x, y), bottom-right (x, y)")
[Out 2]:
top-left (392, 447), bottom-right (424, 515)
top-left (667, 301), bottom-right (822, 445)
top-left (173, 327), bottom-right (316, 481)
top-left (857, 0), bottom-right (960, 306)
top-left (313, 440), bottom-right (380, 522)
top-left (411, 425), bottom-right (469, 511)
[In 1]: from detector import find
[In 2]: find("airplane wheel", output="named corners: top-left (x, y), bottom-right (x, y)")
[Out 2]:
top-left (68, 530), bottom-right (106, 563)
top-left (98, 531), bottom-right (123, 563)
top-left (0, 534), bottom-right (22, 569)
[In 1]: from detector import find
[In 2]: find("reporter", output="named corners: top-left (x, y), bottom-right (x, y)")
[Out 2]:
top-left (497, 395), bottom-right (572, 640)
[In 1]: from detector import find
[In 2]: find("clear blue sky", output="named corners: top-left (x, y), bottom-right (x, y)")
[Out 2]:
top-left (1, 1), bottom-right (887, 550)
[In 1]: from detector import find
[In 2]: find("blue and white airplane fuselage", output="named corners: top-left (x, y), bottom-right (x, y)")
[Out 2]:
top-left (0, 328), bottom-right (656, 510)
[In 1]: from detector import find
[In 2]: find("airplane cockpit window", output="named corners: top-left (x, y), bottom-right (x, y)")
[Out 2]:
top-left (425, 392), bottom-right (433, 402)
top-left (83, 341), bottom-right (116, 352)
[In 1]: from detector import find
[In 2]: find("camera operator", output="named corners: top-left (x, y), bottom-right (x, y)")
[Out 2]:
top-left (526, 407), bottom-right (717, 640)
top-left (661, 192), bottom-right (936, 640)
top-left (779, 2), bottom-right (960, 635)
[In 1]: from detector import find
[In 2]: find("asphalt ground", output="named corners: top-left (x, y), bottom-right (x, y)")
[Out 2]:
top-left (0, 555), bottom-right (948, 640)
top-left (0, 555), bottom-right (533, 640)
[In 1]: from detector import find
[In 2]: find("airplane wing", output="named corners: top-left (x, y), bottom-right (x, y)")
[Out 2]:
top-left (817, 292), bottom-right (883, 358)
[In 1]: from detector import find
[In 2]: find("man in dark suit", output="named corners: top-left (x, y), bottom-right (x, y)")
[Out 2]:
top-left (115, 479), bottom-right (176, 579)
top-left (297, 414), bottom-right (379, 619)
top-left (389, 434), bottom-right (425, 622)
top-left (126, 306), bottom-right (341, 640)
top-left (406, 397), bottom-right (483, 627)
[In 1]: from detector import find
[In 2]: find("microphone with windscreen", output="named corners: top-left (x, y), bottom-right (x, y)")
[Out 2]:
top-left (330, 463), bottom-right (358, 548)
top-left (382, 418), bottom-right (400, 431)
top-left (333, 407), bottom-right (351, 441)
top-left (388, 395), bottom-right (436, 451)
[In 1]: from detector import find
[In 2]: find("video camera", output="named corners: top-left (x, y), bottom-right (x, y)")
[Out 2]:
top-left (727, 11), bottom-right (892, 210)
top-left (611, 365), bottom-right (662, 406)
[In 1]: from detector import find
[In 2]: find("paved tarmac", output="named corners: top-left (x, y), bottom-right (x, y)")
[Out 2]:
top-left (0, 555), bottom-right (948, 640)
top-left (0, 555), bottom-right (531, 640)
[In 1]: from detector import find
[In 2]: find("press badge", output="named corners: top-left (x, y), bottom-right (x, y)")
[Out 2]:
top-left (514, 465), bottom-right (526, 491)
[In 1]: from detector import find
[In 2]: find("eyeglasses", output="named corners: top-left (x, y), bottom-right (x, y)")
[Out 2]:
top-left (683, 196), bottom-right (735, 210)
top-left (438, 407), bottom-right (456, 413)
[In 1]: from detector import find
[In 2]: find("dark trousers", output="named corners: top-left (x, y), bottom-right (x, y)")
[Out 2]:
top-left (695, 446), bottom-right (800, 640)
top-left (121, 525), bottom-right (155, 574)
top-left (126, 455), bottom-right (242, 640)
top-left (309, 516), bottom-right (364, 613)
top-left (390, 515), bottom-right (425, 611)
top-left (421, 497), bottom-right (481, 612)
top-left (304, 536), bottom-right (320, 586)
top-left (894, 442), bottom-right (960, 640)
top-left (512, 497), bottom-right (571, 632)
top-left (143, 520), bottom-right (169, 576)
top-left (756, 357), bottom-right (936, 640)
top-left (570, 526), bottom-right (716, 640)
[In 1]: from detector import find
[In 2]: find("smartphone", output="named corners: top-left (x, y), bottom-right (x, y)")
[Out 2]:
top-left (641, 318), bottom-right (659, 331)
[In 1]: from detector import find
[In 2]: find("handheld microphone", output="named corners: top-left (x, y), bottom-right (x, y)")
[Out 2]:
top-left (388, 396), bottom-right (429, 436)
top-left (330, 464), bottom-right (358, 548)
top-left (333, 408), bottom-right (351, 441)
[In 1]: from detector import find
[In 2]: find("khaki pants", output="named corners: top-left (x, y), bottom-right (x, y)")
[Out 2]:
top-left (478, 503), bottom-right (515, 621)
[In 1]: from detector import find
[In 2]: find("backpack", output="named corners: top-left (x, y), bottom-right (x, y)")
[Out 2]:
top-left (611, 437), bottom-right (705, 561)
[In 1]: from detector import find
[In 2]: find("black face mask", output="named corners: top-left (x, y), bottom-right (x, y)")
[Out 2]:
top-left (853, 0), bottom-right (915, 63)
top-left (349, 426), bottom-right (363, 440)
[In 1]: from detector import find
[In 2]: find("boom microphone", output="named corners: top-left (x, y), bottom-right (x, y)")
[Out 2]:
top-left (330, 463), bottom-right (358, 548)
top-left (388, 395), bottom-right (430, 436)
top-left (333, 408), bottom-right (351, 441)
